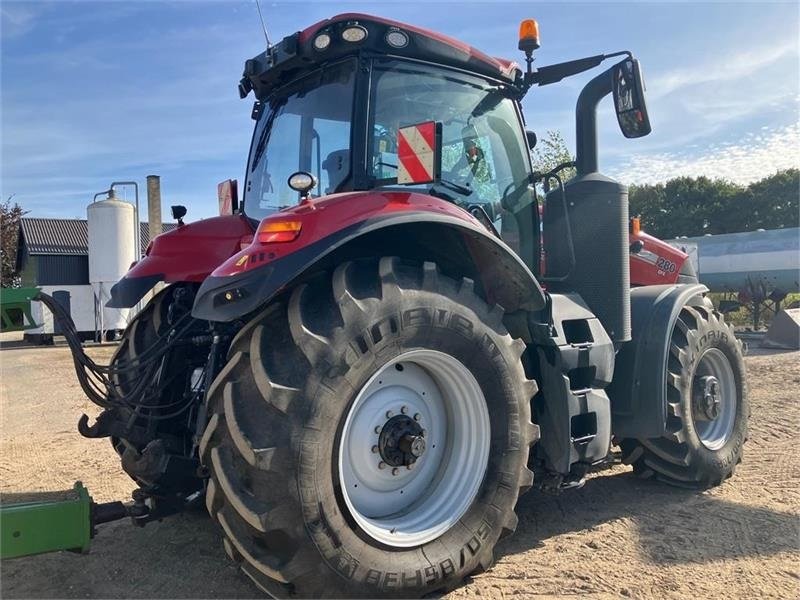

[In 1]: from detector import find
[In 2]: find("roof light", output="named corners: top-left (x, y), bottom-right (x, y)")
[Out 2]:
top-left (518, 19), bottom-right (540, 52)
top-left (257, 220), bottom-right (303, 244)
top-left (313, 32), bottom-right (331, 51)
top-left (342, 24), bottom-right (368, 43)
top-left (385, 29), bottom-right (409, 48)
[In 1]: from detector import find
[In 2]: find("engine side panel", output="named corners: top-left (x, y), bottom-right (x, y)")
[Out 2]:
top-left (630, 231), bottom-right (693, 286)
top-left (107, 215), bottom-right (254, 308)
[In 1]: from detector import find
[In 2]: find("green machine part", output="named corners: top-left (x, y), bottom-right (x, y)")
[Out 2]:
top-left (1, 482), bottom-right (92, 559)
top-left (0, 287), bottom-right (40, 332)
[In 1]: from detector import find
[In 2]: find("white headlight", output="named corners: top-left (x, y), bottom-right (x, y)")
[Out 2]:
top-left (313, 32), bottom-right (331, 51)
top-left (342, 25), bottom-right (368, 43)
top-left (385, 30), bottom-right (409, 48)
top-left (288, 172), bottom-right (317, 193)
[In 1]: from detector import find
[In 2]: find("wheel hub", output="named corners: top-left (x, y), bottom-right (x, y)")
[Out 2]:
top-left (693, 375), bottom-right (721, 421)
top-left (379, 415), bottom-right (426, 466)
top-left (338, 350), bottom-right (490, 547)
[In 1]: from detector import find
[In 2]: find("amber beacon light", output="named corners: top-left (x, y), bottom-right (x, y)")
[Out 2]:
top-left (518, 19), bottom-right (540, 52)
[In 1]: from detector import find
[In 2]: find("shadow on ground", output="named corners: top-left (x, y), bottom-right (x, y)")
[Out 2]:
top-left (2, 471), bottom-right (797, 598)
top-left (500, 470), bottom-right (798, 565)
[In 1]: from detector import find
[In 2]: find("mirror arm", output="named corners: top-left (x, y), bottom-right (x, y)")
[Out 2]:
top-left (575, 66), bottom-right (614, 175)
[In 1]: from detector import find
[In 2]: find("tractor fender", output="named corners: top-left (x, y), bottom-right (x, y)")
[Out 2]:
top-left (192, 204), bottom-right (545, 323)
top-left (608, 283), bottom-right (709, 439)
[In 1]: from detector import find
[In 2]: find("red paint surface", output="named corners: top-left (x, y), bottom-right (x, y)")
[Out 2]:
top-left (298, 13), bottom-right (519, 80)
top-left (630, 230), bottom-right (689, 285)
top-left (125, 215), bottom-right (254, 282)
top-left (213, 190), bottom-right (481, 278)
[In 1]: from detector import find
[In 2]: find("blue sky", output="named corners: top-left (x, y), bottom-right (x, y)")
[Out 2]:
top-left (2, 0), bottom-right (798, 220)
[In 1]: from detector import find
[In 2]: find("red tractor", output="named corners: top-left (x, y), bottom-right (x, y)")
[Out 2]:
top-left (48, 13), bottom-right (747, 598)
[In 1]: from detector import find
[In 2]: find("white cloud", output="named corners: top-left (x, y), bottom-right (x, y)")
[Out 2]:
top-left (609, 122), bottom-right (800, 185)
top-left (649, 39), bottom-right (797, 100)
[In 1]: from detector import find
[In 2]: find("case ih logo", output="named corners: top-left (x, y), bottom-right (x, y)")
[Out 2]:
top-left (397, 121), bottom-right (441, 185)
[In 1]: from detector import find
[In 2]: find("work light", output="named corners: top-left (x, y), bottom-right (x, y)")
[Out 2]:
top-left (313, 32), bottom-right (332, 51)
top-left (342, 24), bottom-right (368, 43)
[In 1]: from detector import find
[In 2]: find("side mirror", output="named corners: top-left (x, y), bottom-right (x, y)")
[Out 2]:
top-left (171, 205), bottom-right (187, 226)
top-left (613, 58), bottom-right (651, 139)
top-left (525, 130), bottom-right (537, 150)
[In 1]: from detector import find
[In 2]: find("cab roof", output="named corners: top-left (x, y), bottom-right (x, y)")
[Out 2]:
top-left (239, 13), bottom-right (521, 100)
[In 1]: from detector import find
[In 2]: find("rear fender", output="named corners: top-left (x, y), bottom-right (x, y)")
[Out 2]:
top-left (107, 215), bottom-right (254, 308)
top-left (608, 283), bottom-right (708, 438)
top-left (192, 193), bottom-right (545, 322)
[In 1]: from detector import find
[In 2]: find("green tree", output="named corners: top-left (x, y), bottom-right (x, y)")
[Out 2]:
top-left (746, 169), bottom-right (800, 230)
top-left (1, 196), bottom-right (27, 288)
top-left (629, 170), bottom-right (799, 238)
top-left (530, 130), bottom-right (576, 180)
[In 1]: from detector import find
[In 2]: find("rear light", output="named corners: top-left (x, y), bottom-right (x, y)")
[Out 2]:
top-left (630, 217), bottom-right (641, 236)
top-left (342, 24), bottom-right (367, 43)
top-left (257, 220), bottom-right (302, 244)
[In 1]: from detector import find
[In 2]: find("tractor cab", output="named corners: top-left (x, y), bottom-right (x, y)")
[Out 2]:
top-left (240, 14), bottom-right (536, 244)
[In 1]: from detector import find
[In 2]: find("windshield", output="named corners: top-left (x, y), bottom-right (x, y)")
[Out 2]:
top-left (368, 60), bottom-right (533, 220)
top-left (244, 60), bottom-right (356, 220)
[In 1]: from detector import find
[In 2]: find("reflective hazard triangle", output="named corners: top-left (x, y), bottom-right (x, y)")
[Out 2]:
top-left (397, 121), bottom-right (437, 184)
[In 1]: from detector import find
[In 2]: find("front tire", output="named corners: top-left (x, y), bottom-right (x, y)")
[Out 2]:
top-left (201, 258), bottom-right (539, 597)
top-left (621, 297), bottom-right (748, 488)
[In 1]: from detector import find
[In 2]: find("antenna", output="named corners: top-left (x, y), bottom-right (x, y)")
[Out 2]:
top-left (254, 0), bottom-right (272, 49)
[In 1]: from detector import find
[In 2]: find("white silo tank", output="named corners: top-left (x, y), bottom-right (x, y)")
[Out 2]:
top-left (87, 196), bottom-right (136, 339)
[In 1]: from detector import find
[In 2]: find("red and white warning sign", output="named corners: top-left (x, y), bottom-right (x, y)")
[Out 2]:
top-left (397, 121), bottom-right (440, 185)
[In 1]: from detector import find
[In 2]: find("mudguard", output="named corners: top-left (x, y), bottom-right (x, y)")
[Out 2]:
top-left (107, 215), bottom-right (254, 308)
top-left (608, 283), bottom-right (708, 438)
top-left (192, 190), bottom-right (546, 322)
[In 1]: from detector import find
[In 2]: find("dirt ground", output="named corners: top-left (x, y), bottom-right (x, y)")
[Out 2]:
top-left (1, 336), bottom-right (798, 599)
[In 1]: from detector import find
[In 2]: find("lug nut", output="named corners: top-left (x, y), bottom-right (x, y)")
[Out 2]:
top-left (374, 426), bottom-right (381, 434)
top-left (392, 468), bottom-right (399, 476)
top-left (371, 445), bottom-right (379, 454)
top-left (401, 405), bottom-right (408, 414)
top-left (407, 463), bottom-right (414, 470)
top-left (414, 413), bottom-right (421, 421)
top-left (386, 410), bottom-right (393, 418)
top-left (378, 461), bottom-right (387, 470)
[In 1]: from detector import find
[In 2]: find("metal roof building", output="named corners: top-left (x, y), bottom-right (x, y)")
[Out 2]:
top-left (17, 218), bottom-right (175, 286)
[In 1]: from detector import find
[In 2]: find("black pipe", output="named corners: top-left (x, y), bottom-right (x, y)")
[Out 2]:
top-left (575, 67), bottom-right (613, 175)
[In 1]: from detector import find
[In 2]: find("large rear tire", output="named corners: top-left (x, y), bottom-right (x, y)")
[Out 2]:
top-left (621, 297), bottom-right (748, 488)
top-left (201, 258), bottom-right (539, 598)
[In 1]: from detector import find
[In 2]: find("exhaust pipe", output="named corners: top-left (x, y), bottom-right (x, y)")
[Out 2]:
top-left (146, 175), bottom-right (162, 247)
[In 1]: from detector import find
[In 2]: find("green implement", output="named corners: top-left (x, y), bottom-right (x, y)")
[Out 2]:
top-left (0, 287), bottom-right (40, 332)
top-left (1, 482), bottom-right (92, 559)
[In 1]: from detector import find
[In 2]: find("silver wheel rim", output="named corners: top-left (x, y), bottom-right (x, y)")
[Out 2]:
top-left (338, 349), bottom-right (490, 548)
top-left (692, 348), bottom-right (737, 450)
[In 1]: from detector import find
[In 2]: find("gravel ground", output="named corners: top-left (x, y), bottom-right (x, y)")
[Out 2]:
top-left (1, 337), bottom-right (798, 599)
